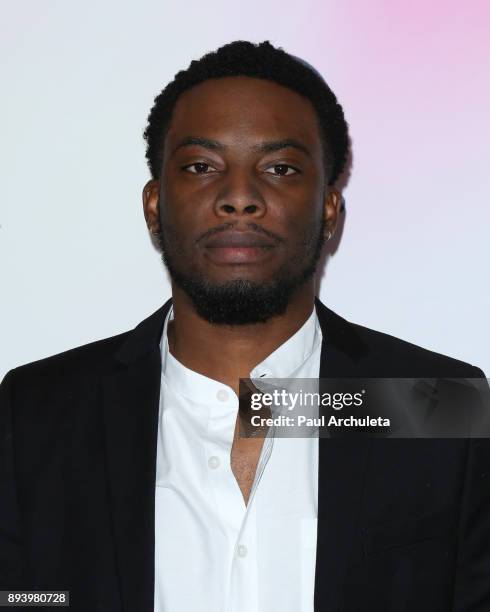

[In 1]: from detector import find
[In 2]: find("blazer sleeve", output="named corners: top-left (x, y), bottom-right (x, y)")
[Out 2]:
top-left (452, 366), bottom-right (490, 610)
top-left (0, 370), bottom-right (26, 588)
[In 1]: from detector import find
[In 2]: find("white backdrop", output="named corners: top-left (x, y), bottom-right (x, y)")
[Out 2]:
top-left (2, 0), bottom-right (489, 379)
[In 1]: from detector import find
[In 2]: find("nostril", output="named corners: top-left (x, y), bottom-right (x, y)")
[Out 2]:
top-left (218, 202), bottom-right (262, 214)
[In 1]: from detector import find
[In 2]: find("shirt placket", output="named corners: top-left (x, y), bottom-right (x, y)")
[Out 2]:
top-left (229, 429), bottom-right (274, 612)
top-left (203, 386), bottom-right (247, 611)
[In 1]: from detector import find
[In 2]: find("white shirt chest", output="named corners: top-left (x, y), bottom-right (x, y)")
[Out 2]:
top-left (154, 307), bottom-right (322, 612)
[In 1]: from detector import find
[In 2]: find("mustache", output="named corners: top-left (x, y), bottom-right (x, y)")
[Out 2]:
top-left (195, 222), bottom-right (285, 246)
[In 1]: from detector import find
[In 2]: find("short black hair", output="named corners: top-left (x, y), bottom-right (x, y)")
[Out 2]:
top-left (143, 40), bottom-right (349, 186)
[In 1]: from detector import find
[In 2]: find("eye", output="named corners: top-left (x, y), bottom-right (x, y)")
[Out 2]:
top-left (183, 162), bottom-right (217, 174)
top-left (264, 164), bottom-right (299, 176)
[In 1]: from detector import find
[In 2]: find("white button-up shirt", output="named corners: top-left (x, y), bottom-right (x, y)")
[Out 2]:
top-left (154, 305), bottom-right (323, 612)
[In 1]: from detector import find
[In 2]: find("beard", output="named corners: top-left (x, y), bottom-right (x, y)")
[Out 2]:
top-left (156, 217), bottom-right (325, 325)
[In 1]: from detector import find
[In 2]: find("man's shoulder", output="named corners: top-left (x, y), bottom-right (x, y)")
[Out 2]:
top-left (315, 299), bottom-right (484, 378)
top-left (349, 318), bottom-right (484, 377)
top-left (3, 329), bottom-right (131, 392)
top-left (3, 304), bottom-right (169, 392)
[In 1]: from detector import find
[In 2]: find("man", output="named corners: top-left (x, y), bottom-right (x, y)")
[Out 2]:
top-left (1, 40), bottom-right (488, 611)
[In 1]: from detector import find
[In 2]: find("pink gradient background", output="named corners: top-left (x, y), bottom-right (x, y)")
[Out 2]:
top-left (1, 0), bottom-right (489, 376)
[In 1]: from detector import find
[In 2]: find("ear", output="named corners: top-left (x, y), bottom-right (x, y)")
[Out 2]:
top-left (323, 188), bottom-right (342, 241)
top-left (142, 179), bottom-right (160, 235)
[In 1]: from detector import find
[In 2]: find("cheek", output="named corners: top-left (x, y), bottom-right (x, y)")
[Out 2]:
top-left (268, 186), bottom-right (323, 223)
top-left (161, 177), bottom-right (214, 221)
top-left (282, 207), bottom-right (323, 238)
top-left (285, 216), bottom-right (325, 256)
top-left (159, 192), bottom-right (202, 237)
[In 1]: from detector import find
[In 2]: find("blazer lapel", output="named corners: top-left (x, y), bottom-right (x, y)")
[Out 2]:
top-left (102, 300), bottom-right (172, 612)
top-left (314, 298), bottom-right (373, 611)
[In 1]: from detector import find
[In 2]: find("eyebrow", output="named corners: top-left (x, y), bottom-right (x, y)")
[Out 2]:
top-left (171, 136), bottom-right (312, 157)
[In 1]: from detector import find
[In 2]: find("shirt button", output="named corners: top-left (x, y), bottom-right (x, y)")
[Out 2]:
top-left (208, 456), bottom-right (220, 469)
top-left (216, 389), bottom-right (229, 402)
top-left (236, 544), bottom-right (248, 558)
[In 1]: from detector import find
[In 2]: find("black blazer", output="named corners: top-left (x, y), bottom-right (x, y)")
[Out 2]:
top-left (1, 297), bottom-right (489, 611)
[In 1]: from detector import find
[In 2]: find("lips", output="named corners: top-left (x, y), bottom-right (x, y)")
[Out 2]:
top-left (203, 231), bottom-right (276, 248)
top-left (202, 230), bottom-right (277, 264)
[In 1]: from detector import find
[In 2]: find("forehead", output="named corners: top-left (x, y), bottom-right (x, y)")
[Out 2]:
top-left (165, 76), bottom-right (322, 152)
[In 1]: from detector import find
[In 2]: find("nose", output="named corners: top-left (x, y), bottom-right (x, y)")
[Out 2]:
top-left (214, 169), bottom-right (266, 218)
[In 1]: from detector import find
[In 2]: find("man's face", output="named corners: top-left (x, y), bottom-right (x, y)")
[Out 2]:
top-left (144, 76), bottom-right (340, 324)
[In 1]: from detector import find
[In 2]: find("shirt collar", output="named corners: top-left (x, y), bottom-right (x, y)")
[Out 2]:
top-left (160, 304), bottom-right (322, 406)
top-left (249, 307), bottom-right (321, 379)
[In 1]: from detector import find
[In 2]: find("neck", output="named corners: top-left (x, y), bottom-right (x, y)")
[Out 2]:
top-left (167, 282), bottom-right (316, 394)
